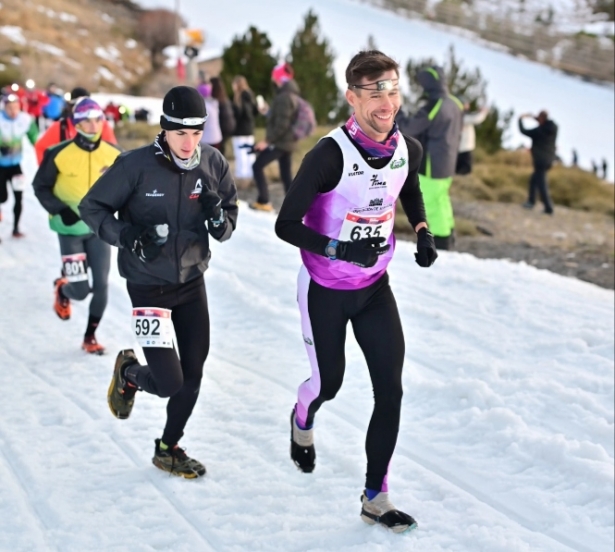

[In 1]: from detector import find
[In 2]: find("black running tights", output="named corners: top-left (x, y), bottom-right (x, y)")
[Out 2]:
top-left (296, 270), bottom-right (405, 492)
top-left (127, 277), bottom-right (210, 446)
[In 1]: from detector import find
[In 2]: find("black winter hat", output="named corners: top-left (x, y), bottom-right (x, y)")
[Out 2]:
top-left (70, 87), bottom-right (90, 101)
top-left (160, 86), bottom-right (207, 130)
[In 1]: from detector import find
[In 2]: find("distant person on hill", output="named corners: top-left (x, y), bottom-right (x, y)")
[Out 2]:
top-left (519, 110), bottom-right (557, 215)
top-left (396, 65), bottom-right (464, 250)
top-left (456, 99), bottom-right (489, 176)
top-left (591, 160), bottom-right (598, 175)
top-left (211, 77), bottom-right (235, 158)
top-left (35, 87), bottom-right (117, 164)
top-left (231, 75), bottom-right (258, 185)
top-left (250, 62), bottom-right (301, 212)
top-left (601, 158), bottom-right (608, 180)
top-left (571, 149), bottom-right (578, 167)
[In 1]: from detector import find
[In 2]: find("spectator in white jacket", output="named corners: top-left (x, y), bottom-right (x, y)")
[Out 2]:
top-left (456, 101), bottom-right (489, 175)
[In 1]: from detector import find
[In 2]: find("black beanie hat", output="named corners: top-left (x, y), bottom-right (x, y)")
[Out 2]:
top-left (70, 87), bottom-right (90, 101)
top-left (160, 86), bottom-right (207, 131)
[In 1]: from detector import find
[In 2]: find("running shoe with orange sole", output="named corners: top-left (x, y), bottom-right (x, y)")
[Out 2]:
top-left (82, 335), bottom-right (105, 355)
top-left (53, 278), bottom-right (71, 320)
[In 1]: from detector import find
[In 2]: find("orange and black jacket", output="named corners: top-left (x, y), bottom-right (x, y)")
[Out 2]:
top-left (35, 117), bottom-right (117, 165)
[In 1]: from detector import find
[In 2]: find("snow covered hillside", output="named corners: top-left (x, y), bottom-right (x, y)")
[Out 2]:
top-left (138, 0), bottom-right (615, 181)
top-left (0, 141), bottom-right (613, 551)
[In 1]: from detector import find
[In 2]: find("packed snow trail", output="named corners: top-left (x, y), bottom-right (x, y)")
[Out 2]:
top-left (0, 143), bottom-right (612, 551)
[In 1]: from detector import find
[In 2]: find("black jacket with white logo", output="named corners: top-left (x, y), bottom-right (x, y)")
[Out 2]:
top-left (79, 133), bottom-right (238, 285)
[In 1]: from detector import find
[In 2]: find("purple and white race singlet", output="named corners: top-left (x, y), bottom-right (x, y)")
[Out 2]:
top-left (301, 127), bottom-right (409, 290)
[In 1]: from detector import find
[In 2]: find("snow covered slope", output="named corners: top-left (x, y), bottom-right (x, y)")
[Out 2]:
top-left (137, 0), bottom-right (615, 180)
top-left (0, 140), bottom-right (612, 551)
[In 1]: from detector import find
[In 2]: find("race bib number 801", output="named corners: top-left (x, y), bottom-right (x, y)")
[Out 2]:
top-left (62, 253), bottom-right (88, 283)
top-left (338, 208), bottom-right (394, 242)
top-left (132, 307), bottom-right (174, 348)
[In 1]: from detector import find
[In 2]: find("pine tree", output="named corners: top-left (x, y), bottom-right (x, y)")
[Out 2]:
top-left (290, 10), bottom-right (340, 124)
top-left (219, 26), bottom-right (277, 101)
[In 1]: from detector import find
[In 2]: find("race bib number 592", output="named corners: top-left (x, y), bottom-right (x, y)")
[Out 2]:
top-left (132, 308), bottom-right (174, 348)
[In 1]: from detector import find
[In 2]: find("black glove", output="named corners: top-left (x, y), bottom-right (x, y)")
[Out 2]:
top-left (120, 225), bottom-right (165, 263)
top-left (199, 189), bottom-right (223, 221)
top-left (58, 207), bottom-right (81, 226)
top-left (336, 237), bottom-right (390, 268)
top-left (415, 227), bottom-right (438, 267)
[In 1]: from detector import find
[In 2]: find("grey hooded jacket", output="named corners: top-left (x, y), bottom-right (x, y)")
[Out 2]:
top-left (266, 80), bottom-right (301, 152)
top-left (396, 67), bottom-right (463, 179)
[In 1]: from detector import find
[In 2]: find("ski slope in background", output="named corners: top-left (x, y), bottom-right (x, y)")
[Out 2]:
top-left (137, 0), bottom-right (615, 180)
top-left (0, 142), bottom-right (613, 551)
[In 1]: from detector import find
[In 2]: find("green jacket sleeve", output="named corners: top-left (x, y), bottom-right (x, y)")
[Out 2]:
top-left (26, 119), bottom-right (39, 146)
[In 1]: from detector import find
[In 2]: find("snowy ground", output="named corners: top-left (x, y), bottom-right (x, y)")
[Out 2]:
top-left (137, 0), bottom-right (615, 180)
top-left (0, 142), bottom-right (613, 551)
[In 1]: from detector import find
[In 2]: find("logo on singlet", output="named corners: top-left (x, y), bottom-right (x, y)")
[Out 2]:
top-left (303, 335), bottom-right (314, 346)
top-left (146, 189), bottom-right (165, 197)
top-left (369, 198), bottom-right (383, 207)
top-left (348, 162), bottom-right (364, 177)
top-left (390, 157), bottom-right (406, 169)
top-left (369, 174), bottom-right (386, 188)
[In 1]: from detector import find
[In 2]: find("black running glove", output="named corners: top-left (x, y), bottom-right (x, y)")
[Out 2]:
top-left (337, 237), bottom-right (390, 268)
top-left (58, 207), bottom-right (81, 226)
top-left (415, 227), bottom-right (438, 267)
top-left (199, 189), bottom-right (223, 221)
top-left (120, 225), bottom-right (164, 263)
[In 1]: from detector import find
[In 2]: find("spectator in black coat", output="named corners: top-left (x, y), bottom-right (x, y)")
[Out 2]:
top-left (211, 77), bottom-right (236, 158)
top-left (231, 75), bottom-right (258, 183)
top-left (519, 110), bottom-right (557, 214)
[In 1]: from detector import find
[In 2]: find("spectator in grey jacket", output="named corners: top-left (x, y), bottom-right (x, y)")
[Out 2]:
top-left (396, 66), bottom-right (463, 250)
top-left (519, 110), bottom-right (557, 214)
top-left (250, 62), bottom-right (300, 212)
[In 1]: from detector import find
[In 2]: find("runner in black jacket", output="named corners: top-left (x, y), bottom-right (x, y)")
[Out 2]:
top-left (79, 86), bottom-right (238, 478)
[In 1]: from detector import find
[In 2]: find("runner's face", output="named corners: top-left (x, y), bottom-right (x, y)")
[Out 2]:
top-left (166, 129), bottom-right (203, 159)
top-left (4, 101), bottom-right (20, 119)
top-left (77, 117), bottom-right (104, 135)
top-left (346, 70), bottom-right (400, 139)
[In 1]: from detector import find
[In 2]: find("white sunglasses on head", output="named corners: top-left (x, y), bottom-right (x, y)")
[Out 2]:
top-left (163, 113), bottom-right (208, 126)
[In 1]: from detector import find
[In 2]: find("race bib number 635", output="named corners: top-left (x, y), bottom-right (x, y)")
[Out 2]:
top-left (338, 209), bottom-right (394, 242)
top-left (132, 307), bottom-right (174, 348)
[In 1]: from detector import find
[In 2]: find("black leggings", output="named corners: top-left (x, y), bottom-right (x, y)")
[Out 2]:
top-left (253, 146), bottom-right (293, 204)
top-left (127, 277), bottom-right (210, 446)
top-left (296, 268), bottom-right (405, 491)
top-left (0, 165), bottom-right (24, 232)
